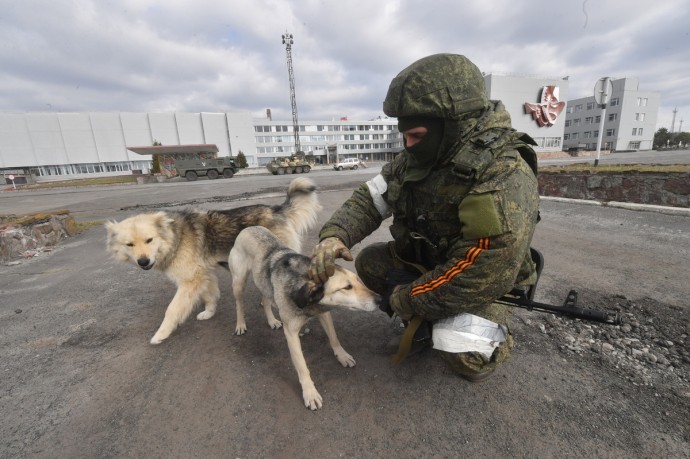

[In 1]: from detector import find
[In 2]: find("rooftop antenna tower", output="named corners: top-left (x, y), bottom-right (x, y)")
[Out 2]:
top-left (282, 31), bottom-right (301, 154)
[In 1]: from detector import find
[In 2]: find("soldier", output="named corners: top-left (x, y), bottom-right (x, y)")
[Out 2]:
top-left (309, 53), bottom-right (540, 382)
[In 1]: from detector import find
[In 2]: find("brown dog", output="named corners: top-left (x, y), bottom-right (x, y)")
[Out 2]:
top-left (105, 178), bottom-right (320, 344)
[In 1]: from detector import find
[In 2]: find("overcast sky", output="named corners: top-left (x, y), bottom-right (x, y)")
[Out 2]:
top-left (1, 0), bottom-right (688, 132)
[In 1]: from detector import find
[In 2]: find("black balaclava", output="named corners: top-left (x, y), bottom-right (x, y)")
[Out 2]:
top-left (398, 116), bottom-right (445, 182)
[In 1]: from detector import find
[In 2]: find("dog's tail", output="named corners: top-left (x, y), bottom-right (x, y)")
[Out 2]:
top-left (278, 177), bottom-right (322, 238)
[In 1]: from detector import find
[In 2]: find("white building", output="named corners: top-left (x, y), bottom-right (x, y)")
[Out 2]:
top-left (484, 73), bottom-right (570, 152)
top-left (562, 77), bottom-right (659, 151)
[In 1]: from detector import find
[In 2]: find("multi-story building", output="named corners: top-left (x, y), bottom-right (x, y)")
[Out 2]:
top-left (251, 116), bottom-right (400, 166)
top-left (562, 77), bottom-right (659, 151)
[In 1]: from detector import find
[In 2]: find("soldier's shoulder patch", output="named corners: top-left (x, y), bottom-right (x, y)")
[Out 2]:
top-left (458, 191), bottom-right (507, 240)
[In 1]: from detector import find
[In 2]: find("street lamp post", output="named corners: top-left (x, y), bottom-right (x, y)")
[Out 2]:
top-left (593, 77), bottom-right (613, 167)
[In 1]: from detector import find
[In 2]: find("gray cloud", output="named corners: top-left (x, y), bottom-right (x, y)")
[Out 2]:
top-left (1, 0), bottom-right (687, 130)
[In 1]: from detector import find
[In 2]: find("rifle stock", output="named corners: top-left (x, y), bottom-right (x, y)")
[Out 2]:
top-left (498, 289), bottom-right (622, 325)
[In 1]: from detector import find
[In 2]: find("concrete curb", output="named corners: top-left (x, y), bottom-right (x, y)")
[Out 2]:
top-left (541, 196), bottom-right (690, 216)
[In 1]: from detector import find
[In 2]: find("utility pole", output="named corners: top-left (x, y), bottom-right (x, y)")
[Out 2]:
top-left (670, 107), bottom-right (677, 133)
top-left (282, 31), bottom-right (301, 154)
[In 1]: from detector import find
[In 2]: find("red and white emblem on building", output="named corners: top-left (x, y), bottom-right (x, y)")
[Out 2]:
top-left (524, 86), bottom-right (565, 127)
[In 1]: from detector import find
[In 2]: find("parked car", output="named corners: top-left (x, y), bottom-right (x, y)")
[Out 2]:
top-left (334, 157), bottom-right (363, 171)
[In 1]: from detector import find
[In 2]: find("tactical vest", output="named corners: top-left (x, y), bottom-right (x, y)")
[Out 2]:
top-left (386, 128), bottom-right (537, 268)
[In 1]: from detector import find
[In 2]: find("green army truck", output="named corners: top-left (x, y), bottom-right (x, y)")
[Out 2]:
top-left (265, 153), bottom-right (312, 175)
top-left (175, 157), bottom-right (238, 181)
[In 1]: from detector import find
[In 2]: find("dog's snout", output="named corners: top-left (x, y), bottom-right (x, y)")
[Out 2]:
top-left (137, 258), bottom-right (152, 269)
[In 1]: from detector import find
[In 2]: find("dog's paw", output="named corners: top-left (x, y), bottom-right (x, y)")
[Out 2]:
top-left (303, 388), bottom-right (323, 411)
top-left (334, 347), bottom-right (356, 367)
top-left (234, 322), bottom-right (247, 335)
top-left (267, 318), bottom-right (283, 330)
top-left (196, 310), bottom-right (215, 320)
top-left (150, 334), bottom-right (166, 345)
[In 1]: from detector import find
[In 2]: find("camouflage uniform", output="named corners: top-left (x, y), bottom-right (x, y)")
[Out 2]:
top-left (318, 54), bottom-right (540, 377)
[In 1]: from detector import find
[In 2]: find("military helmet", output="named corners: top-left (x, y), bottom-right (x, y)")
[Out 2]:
top-left (383, 54), bottom-right (489, 120)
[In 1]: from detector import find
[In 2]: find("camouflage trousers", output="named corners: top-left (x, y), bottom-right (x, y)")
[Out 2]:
top-left (354, 241), bottom-right (513, 377)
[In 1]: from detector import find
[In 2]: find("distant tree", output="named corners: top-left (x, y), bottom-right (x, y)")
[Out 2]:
top-left (654, 128), bottom-right (689, 149)
top-left (676, 131), bottom-right (690, 147)
top-left (236, 151), bottom-right (248, 168)
top-left (151, 140), bottom-right (163, 173)
top-left (151, 156), bottom-right (162, 174)
top-left (653, 128), bottom-right (672, 149)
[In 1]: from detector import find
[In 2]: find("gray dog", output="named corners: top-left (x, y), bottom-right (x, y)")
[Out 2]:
top-left (229, 226), bottom-right (381, 410)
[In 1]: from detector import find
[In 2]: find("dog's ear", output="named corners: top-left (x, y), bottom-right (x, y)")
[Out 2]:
top-left (153, 212), bottom-right (173, 229)
top-left (104, 220), bottom-right (118, 239)
top-left (292, 280), bottom-right (324, 308)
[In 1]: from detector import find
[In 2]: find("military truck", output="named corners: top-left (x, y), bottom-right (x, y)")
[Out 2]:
top-left (175, 157), bottom-right (238, 181)
top-left (266, 153), bottom-right (312, 175)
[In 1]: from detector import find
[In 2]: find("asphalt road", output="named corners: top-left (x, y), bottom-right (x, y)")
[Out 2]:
top-left (1, 153), bottom-right (689, 458)
top-left (1, 148), bottom-right (689, 218)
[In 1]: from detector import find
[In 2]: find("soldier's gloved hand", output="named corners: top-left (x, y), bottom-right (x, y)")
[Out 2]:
top-left (380, 269), bottom-right (420, 317)
top-left (389, 285), bottom-right (414, 321)
top-left (309, 237), bottom-right (353, 283)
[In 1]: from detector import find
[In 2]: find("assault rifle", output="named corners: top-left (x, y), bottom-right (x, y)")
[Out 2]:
top-left (383, 248), bottom-right (622, 326)
top-left (498, 247), bottom-right (621, 325)
top-left (497, 288), bottom-right (622, 325)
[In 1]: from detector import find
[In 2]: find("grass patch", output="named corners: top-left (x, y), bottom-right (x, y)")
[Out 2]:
top-left (74, 220), bottom-right (105, 234)
top-left (539, 163), bottom-right (690, 174)
top-left (20, 176), bottom-right (138, 189)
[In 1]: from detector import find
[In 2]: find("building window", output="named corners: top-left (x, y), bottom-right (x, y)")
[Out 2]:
top-left (635, 113), bottom-right (646, 121)
top-left (585, 117), bottom-right (593, 124)
top-left (629, 141), bottom-right (641, 149)
top-left (608, 113), bottom-right (617, 121)
top-left (595, 115), bottom-right (601, 123)
top-left (637, 98), bottom-right (648, 107)
top-left (575, 104), bottom-right (583, 111)
top-left (632, 128), bottom-right (637, 136)
top-left (584, 131), bottom-right (591, 138)
top-left (638, 128), bottom-right (643, 136)
top-left (574, 118), bottom-right (581, 126)
top-left (606, 128), bottom-right (616, 136)
top-left (586, 102), bottom-right (595, 110)
top-left (571, 132), bottom-right (579, 139)
top-left (610, 98), bottom-right (620, 106)
top-left (567, 106), bottom-right (574, 114)
top-left (563, 134), bottom-right (570, 140)
top-left (565, 120), bottom-right (571, 127)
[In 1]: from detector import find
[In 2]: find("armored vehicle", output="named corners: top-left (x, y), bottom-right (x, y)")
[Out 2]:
top-left (175, 157), bottom-right (238, 181)
top-left (266, 153), bottom-right (312, 175)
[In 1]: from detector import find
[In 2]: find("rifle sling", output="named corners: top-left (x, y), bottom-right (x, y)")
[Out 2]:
top-left (391, 316), bottom-right (425, 364)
